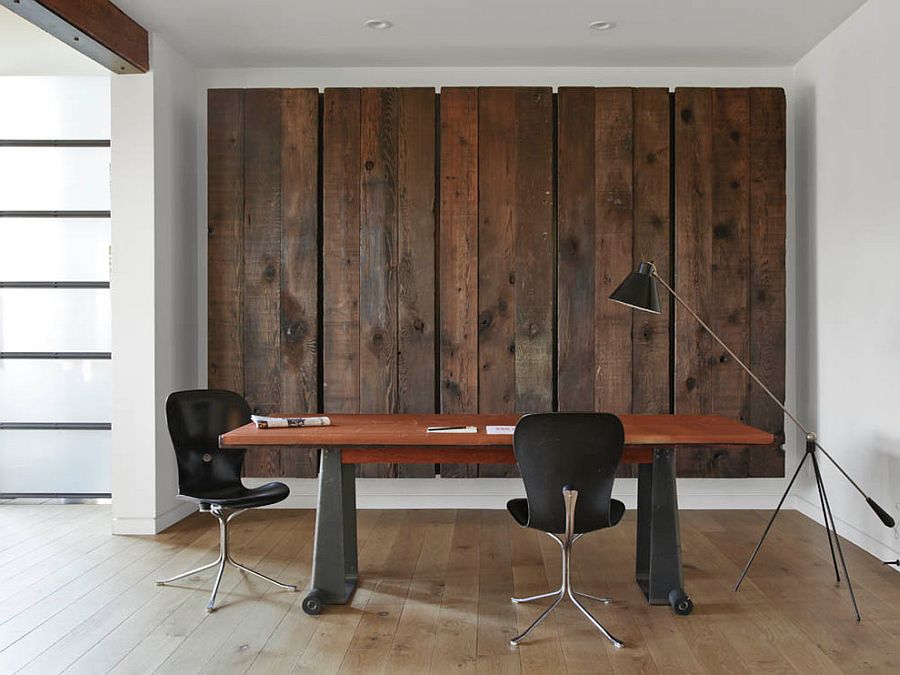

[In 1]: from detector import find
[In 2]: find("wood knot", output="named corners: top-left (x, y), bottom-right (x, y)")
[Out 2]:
top-left (719, 354), bottom-right (728, 363)
top-left (413, 318), bottom-right (425, 331)
top-left (508, 272), bottom-right (515, 285)
top-left (479, 310), bottom-right (493, 330)
top-left (730, 130), bottom-right (741, 143)
top-left (508, 342), bottom-right (516, 354)
top-left (285, 320), bottom-right (306, 342)
top-left (730, 179), bottom-right (741, 190)
top-left (680, 108), bottom-right (693, 124)
top-left (713, 223), bottom-right (732, 240)
top-left (685, 377), bottom-right (697, 392)
top-left (372, 331), bottom-right (384, 345)
top-left (646, 152), bottom-right (657, 164)
top-left (364, 160), bottom-right (375, 171)
top-left (264, 265), bottom-right (276, 281)
top-left (497, 298), bottom-right (508, 313)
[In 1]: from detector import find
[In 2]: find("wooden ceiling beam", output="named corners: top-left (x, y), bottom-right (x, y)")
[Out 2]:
top-left (1, 0), bottom-right (149, 73)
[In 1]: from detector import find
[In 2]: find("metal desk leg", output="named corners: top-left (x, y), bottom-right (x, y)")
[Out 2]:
top-left (635, 448), bottom-right (693, 615)
top-left (303, 449), bottom-right (358, 615)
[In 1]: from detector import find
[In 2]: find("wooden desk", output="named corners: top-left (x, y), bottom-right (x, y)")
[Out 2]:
top-left (221, 413), bottom-right (774, 616)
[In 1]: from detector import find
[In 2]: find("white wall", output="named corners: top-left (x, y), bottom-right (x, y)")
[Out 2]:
top-left (193, 65), bottom-right (801, 511)
top-left (111, 34), bottom-right (199, 534)
top-left (794, 0), bottom-right (900, 563)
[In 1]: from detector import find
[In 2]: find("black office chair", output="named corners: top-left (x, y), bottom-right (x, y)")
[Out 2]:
top-left (157, 389), bottom-right (298, 612)
top-left (507, 412), bottom-right (626, 648)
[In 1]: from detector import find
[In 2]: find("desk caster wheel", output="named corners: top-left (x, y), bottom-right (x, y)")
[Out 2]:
top-left (668, 588), bottom-right (693, 616)
top-left (303, 590), bottom-right (324, 616)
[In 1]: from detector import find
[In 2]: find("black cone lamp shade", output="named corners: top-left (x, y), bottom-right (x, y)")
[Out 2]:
top-left (609, 261), bottom-right (660, 314)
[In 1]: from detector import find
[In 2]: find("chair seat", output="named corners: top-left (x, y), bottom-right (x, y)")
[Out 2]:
top-left (180, 481), bottom-right (290, 509)
top-left (507, 497), bottom-right (626, 532)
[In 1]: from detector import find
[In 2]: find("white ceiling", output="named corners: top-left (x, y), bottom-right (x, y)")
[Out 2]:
top-left (114, 0), bottom-right (867, 69)
top-left (0, 6), bottom-right (107, 75)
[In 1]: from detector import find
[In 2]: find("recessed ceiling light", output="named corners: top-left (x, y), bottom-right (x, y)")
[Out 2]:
top-left (365, 19), bottom-right (393, 30)
top-left (589, 21), bottom-right (616, 31)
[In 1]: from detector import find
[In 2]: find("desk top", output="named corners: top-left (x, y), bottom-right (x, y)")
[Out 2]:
top-left (219, 413), bottom-right (774, 449)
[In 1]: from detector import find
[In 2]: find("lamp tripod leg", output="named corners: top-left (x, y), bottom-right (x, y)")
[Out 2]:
top-left (814, 460), bottom-right (841, 583)
top-left (811, 452), bottom-right (861, 621)
top-left (734, 449), bottom-right (810, 592)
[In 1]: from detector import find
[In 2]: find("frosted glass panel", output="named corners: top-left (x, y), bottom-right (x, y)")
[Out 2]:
top-left (0, 360), bottom-right (111, 422)
top-left (0, 147), bottom-right (110, 211)
top-left (0, 430), bottom-right (110, 494)
top-left (0, 219), bottom-right (110, 281)
top-left (0, 289), bottom-right (111, 352)
top-left (0, 77), bottom-right (110, 140)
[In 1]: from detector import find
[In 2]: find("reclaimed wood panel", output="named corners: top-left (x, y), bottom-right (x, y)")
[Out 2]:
top-left (513, 87), bottom-right (554, 416)
top-left (438, 88), bottom-right (479, 478)
top-left (359, 88), bottom-right (400, 478)
top-left (631, 88), bottom-right (671, 417)
top-left (558, 87), bottom-right (671, 479)
top-left (709, 88), bottom-right (751, 477)
top-left (208, 88), bottom-right (320, 478)
top-left (748, 88), bottom-right (787, 477)
top-left (397, 88), bottom-right (437, 477)
top-left (557, 88), bottom-right (596, 412)
top-left (210, 85), bottom-right (784, 481)
top-left (476, 87), bottom-right (552, 477)
top-left (279, 88), bottom-right (320, 477)
top-left (675, 87), bottom-right (786, 477)
top-left (595, 88), bottom-right (636, 416)
top-left (242, 89), bottom-right (284, 476)
top-left (323, 89), bottom-right (362, 417)
top-left (207, 89), bottom-right (244, 396)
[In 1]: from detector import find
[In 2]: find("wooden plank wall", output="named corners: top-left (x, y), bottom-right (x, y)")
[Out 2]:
top-left (208, 86), bottom-right (786, 480)
top-left (674, 87), bottom-right (786, 477)
top-left (323, 88), bottom-right (437, 478)
top-left (208, 88), bottom-right (319, 477)
top-left (557, 87), bottom-right (671, 478)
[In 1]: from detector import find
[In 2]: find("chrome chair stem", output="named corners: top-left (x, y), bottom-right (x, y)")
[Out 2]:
top-left (156, 504), bottom-right (298, 613)
top-left (510, 488), bottom-right (624, 649)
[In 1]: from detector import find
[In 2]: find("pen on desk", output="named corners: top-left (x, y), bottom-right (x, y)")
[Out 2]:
top-left (427, 426), bottom-right (468, 431)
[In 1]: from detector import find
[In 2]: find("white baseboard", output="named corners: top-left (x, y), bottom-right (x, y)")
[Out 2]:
top-left (244, 476), bottom-right (794, 511)
top-left (112, 500), bottom-right (195, 535)
top-left (794, 493), bottom-right (900, 571)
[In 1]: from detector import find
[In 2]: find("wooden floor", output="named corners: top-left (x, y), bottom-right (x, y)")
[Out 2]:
top-left (0, 504), bottom-right (898, 674)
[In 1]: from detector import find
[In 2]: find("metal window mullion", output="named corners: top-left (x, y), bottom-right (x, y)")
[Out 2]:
top-left (0, 423), bottom-right (111, 431)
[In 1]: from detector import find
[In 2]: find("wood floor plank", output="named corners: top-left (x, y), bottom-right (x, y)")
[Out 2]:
top-left (0, 504), bottom-right (896, 674)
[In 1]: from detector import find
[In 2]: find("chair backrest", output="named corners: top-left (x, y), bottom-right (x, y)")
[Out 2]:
top-left (165, 389), bottom-right (251, 496)
top-left (513, 413), bottom-right (625, 534)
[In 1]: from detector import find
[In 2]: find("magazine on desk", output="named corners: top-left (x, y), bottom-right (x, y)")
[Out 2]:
top-left (251, 415), bottom-right (332, 429)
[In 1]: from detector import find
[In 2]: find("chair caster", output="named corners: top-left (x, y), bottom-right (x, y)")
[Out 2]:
top-left (302, 589), bottom-right (324, 615)
top-left (668, 588), bottom-right (693, 616)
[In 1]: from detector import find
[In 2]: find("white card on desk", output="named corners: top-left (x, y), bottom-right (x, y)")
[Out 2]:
top-left (426, 425), bottom-right (478, 433)
top-left (486, 425), bottom-right (516, 435)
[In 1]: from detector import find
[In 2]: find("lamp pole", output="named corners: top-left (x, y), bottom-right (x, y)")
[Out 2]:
top-left (611, 261), bottom-right (896, 621)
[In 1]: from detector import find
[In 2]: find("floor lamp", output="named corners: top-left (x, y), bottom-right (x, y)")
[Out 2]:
top-left (609, 261), bottom-right (895, 621)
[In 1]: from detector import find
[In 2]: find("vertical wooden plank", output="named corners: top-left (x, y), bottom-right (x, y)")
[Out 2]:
top-left (438, 88), bottom-right (479, 478)
top-left (513, 87), bottom-right (554, 416)
top-left (477, 87), bottom-right (518, 479)
top-left (397, 88), bottom-right (437, 478)
top-left (323, 89), bottom-right (361, 417)
top-left (709, 88), bottom-right (751, 477)
top-left (477, 87), bottom-right (517, 423)
top-left (748, 88), bottom-right (787, 477)
top-left (279, 88), bottom-right (319, 478)
top-left (595, 88), bottom-right (635, 415)
top-left (674, 88), bottom-right (714, 477)
top-left (207, 89), bottom-right (244, 395)
top-left (359, 88), bottom-right (399, 478)
top-left (631, 88), bottom-right (671, 416)
top-left (242, 88), bottom-right (283, 477)
top-left (557, 88), bottom-right (596, 413)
